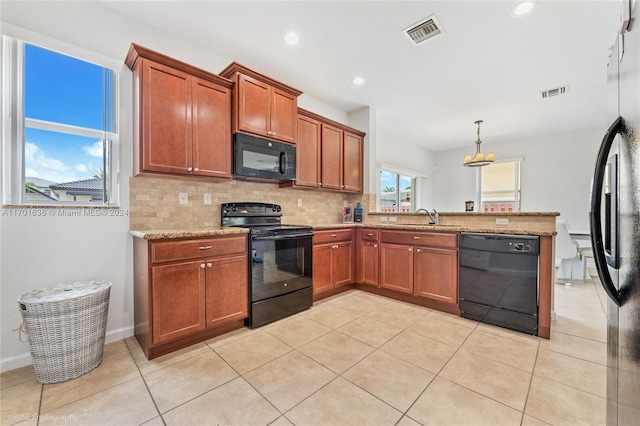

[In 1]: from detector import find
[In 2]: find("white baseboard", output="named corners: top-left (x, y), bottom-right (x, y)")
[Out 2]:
top-left (0, 326), bottom-right (134, 373)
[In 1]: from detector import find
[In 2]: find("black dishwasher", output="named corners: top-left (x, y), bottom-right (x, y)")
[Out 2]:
top-left (459, 233), bottom-right (539, 335)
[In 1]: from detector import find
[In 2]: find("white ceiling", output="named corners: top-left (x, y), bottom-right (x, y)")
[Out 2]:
top-left (99, 1), bottom-right (621, 152)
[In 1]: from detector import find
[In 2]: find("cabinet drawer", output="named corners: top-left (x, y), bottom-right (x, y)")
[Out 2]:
top-left (151, 235), bottom-right (247, 263)
top-left (380, 230), bottom-right (457, 248)
top-left (360, 228), bottom-right (379, 242)
top-left (313, 228), bottom-right (354, 245)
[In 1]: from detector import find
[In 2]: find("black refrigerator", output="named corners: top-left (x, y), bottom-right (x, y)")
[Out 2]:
top-left (589, 1), bottom-right (640, 425)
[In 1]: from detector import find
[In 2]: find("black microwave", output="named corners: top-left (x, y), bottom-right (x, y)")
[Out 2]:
top-left (233, 133), bottom-right (296, 181)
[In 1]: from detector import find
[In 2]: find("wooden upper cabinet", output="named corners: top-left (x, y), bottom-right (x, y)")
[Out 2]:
top-left (321, 123), bottom-right (344, 190)
top-left (126, 44), bottom-right (233, 178)
top-left (282, 108), bottom-right (365, 193)
top-left (270, 88), bottom-right (298, 144)
top-left (343, 131), bottom-right (363, 192)
top-left (236, 75), bottom-right (270, 137)
top-left (140, 59), bottom-right (192, 175)
top-left (192, 77), bottom-right (232, 178)
top-left (220, 62), bottom-right (301, 144)
top-left (295, 114), bottom-right (322, 188)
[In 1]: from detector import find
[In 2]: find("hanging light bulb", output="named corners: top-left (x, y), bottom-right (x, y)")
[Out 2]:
top-left (463, 120), bottom-right (495, 167)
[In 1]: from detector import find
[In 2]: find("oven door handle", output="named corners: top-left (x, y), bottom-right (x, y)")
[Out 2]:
top-left (252, 233), bottom-right (313, 241)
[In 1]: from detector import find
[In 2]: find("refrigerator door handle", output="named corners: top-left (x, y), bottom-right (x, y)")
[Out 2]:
top-left (590, 116), bottom-right (623, 307)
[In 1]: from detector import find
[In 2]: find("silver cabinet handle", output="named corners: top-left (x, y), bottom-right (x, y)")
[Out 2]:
top-left (373, 244), bottom-right (378, 248)
top-left (417, 249), bottom-right (421, 253)
top-left (187, 166), bottom-right (193, 172)
top-left (199, 245), bottom-right (213, 250)
top-left (207, 263), bottom-right (212, 268)
top-left (194, 167), bottom-right (199, 173)
top-left (367, 233), bottom-right (374, 236)
top-left (318, 183), bottom-right (322, 187)
top-left (331, 234), bottom-right (338, 237)
top-left (200, 263), bottom-right (205, 269)
top-left (412, 236), bottom-right (420, 239)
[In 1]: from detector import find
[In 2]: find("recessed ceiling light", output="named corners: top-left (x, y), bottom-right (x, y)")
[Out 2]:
top-left (511, 1), bottom-right (536, 17)
top-left (352, 76), bottom-right (365, 86)
top-left (284, 32), bottom-right (299, 45)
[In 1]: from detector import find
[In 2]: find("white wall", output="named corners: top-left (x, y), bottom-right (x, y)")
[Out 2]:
top-left (433, 126), bottom-right (606, 230)
top-left (376, 127), bottom-right (436, 210)
top-left (0, 1), bottom-right (355, 372)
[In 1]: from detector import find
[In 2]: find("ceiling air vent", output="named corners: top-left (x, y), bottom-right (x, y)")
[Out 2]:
top-left (541, 85), bottom-right (569, 99)
top-left (403, 15), bottom-right (443, 46)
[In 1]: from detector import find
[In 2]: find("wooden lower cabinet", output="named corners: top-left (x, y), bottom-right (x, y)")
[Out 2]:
top-left (357, 228), bottom-right (379, 286)
top-left (312, 229), bottom-right (354, 297)
top-left (414, 246), bottom-right (458, 304)
top-left (378, 231), bottom-right (458, 306)
top-left (205, 254), bottom-right (248, 327)
top-left (134, 234), bottom-right (248, 359)
top-left (380, 244), bottom-right (414, 294)
top-left (151, 260), bottom-right (206, 344)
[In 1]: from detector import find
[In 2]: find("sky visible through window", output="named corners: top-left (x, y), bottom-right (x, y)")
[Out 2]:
top-left (24, 44), bottom-right (112, 185)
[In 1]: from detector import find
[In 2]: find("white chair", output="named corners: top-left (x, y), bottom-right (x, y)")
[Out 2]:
top-left (555, 220), bottom-right (580, 285)
top-left (580, 247), bottom-right (595, 280)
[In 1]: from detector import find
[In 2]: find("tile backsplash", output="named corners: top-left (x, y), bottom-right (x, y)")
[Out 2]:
top-left (130, 175), bottom-right (371, 230)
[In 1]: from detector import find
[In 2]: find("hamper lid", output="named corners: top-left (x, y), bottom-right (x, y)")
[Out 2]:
top-left (17, 281), bottom-right (111, 304)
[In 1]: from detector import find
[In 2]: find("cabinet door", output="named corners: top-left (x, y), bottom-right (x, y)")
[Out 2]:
top-left (237, 74), bottom-right (270, 137)
top-left (296, 115), bottom-right (321, 188)
top-left (343, 131), bottom-right (363, 192)
top-left (313, 244), bottom-right (334, 295)
top-left (320, 124), bottom-right (344, 190)
top-left (358, 241), bottom-right (379, 286)
top-left (141, 59), bottom-right (192, 174)
top-left (414, 247), bottom-right (458, 304)
top-left (270, 88), bottom-right (297, 144)
top-left (151, 260), bottom-right (206, 344)
top-left (192, 77), bottom-right (232, 178)
top-left (380, 243), bottom-right (414, 294)
top-left (333, 242), bottom-right (354, 286)
top-left (205, 254), bottom-right (248, 327)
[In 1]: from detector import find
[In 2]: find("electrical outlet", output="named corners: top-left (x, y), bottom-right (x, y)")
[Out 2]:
top-left (496, 218), bottom-right (509, 225)
top-left (297, 198), bottom-right (302, 207)
top-left (380, 216), bottom-right (388, 222)
top-left (178, 192), bottom-right (188, 205)
top-left (204, 193), bottom-right (211, 205)
top-left (389, 216), bottom-right (397, 222)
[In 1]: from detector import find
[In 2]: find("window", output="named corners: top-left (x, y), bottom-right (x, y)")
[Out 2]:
top-left (478, 159), bottom-right (522, 212)
top-left (2, 36), bottom-right (118, 205)
top-left (380, 170), bottom-right (415, 212)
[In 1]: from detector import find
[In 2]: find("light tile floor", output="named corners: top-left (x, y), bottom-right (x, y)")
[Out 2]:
top-left (1, 273), bottom-right (608, 426)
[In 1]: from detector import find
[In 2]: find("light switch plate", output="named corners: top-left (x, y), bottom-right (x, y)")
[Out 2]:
top-left (496, 218), bottom-right (509, 225)
top-left (204, 193), bottom-right (211, 205)
top-left (297, 198), bottom-right (302, 207)
top-left (178, 192), bottom-right (188, 205)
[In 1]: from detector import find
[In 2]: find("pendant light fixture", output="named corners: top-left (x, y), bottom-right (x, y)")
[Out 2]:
top-left (463, 120), bottom-right (495, 167)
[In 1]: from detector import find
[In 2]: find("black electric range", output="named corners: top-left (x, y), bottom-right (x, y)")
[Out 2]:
top-left (221, 203), bottom-right (313, 327)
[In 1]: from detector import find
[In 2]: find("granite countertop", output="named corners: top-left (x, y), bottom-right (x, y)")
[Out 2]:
top-left (309, 223), bottom-right (556, 237)
top-left (130, 227), bottom-right (249, 240)
top-left (131, 220), bottom-right (556, 240)
top-left (367, 211), bottom-right (561, 217)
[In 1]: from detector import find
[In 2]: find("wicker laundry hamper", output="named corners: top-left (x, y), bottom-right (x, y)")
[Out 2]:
top-left (17, 281), bottom-right (111, 384)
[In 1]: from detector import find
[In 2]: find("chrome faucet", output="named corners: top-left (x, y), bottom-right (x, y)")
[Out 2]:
top-left (416, 208), bottom-right (439, 225)
top-left (427, 209), bottom-right (439, 225)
